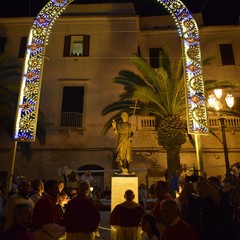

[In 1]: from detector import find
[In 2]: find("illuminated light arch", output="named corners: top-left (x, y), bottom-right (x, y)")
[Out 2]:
top-left (14, 0), bottom-right (209, 142)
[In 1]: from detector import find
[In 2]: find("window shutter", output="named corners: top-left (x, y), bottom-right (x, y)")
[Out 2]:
top-left (18, 37), bottom-right (27, 58)
top-left (63, 35), bottom-right (71, 57)
top-left (83, 35), bottom-right (90, 56)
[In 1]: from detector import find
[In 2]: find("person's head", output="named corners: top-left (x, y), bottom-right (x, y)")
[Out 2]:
top-left (223, 180), bottom-right (233, 192)
top-left (208, 176), bottom-right (222, 191)
top-left (31, 179), bottom-right (44, 194)
top-left (58, 191), bottom-right (69, 205)
top-left (121, 112), bottom-right (128, 122)
top-left (180, 182), bottom-right (194, 196)
top-left (154, 181), bottom-right (168, 199)
top-left (124, 189), bottom-right (135, 201)
top-left (160, 199), bottom-right (180, 225)
top-left (13, 203), bottom-right (33, 227)
top-left (58, 181), bottom-right (65, 192)
top-left (17, 180), bottom-right (31, 197)
top-left (195, 181), bottom-right (210, 197)
top-left (141, 213), bottom-right (157, 235)
top-left (44, 180), bottom-right (60, 201)
top-left (70, 189), bottom-right (78, 199)
top-left (78, 181), bottom-right (90, 196)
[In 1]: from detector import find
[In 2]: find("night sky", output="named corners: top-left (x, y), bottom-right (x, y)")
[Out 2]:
top-left (0, 0), bottom-right (239, 26)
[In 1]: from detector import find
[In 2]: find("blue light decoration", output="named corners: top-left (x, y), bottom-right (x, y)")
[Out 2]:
top-left (14, 0), bottom-right (209, 142)
top-left (14, 0), bottom-right (74, 141)
top-left (157, 0), bottom-right (209, 135)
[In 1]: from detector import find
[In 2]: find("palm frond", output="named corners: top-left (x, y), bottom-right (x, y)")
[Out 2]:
top-left (158, 47), bottom-right (172, 78)
top-left (130, 54), bottom-right (160, 90)
top-left (133, 86), bottom-right (169, 114)
top-left (202, 56), bottom-right (216, 66)
top-left (101, 100), bottom-right (136, 116)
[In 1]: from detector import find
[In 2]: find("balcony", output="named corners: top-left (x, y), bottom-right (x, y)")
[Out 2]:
top-left (208, 116), bottom-right (240, 129)
top-left (136, 115), bottom-right (240, 131)
top-left (137, 116), bottom-right (155, 130)
top-left (52, 112), bottom-right (84, 135)
top-left (60, 112), bottom-right (83, 128)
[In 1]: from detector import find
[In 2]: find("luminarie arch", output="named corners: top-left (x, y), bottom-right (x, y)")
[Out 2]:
top-left (14, 0), bottom-right (209, 141)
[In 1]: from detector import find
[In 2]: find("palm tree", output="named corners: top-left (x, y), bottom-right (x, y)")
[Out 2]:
top-left (101, 48), bottom-right (240, 186)
top-left (101, 48), bottom-right (186, 185)
top-left (0, 53), bottom-right (46, 160)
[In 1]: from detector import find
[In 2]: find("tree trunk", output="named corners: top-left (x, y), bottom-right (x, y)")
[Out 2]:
top-left (166, 149), bottom-right (181, 193)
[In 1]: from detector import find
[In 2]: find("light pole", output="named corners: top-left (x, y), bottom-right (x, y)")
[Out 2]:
top-left (208, 89), bottom-right (234, 179)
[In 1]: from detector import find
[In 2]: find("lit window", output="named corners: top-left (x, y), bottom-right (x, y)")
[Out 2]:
top-left (63, 35), bottom-right (90, 57)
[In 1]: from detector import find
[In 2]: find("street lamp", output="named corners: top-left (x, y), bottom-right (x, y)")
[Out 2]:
top-left (208, 89), bottom-right (234, 179)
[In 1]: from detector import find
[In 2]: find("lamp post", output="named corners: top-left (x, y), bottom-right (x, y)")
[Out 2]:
top-left (208, 89), bottom-right (234, 179)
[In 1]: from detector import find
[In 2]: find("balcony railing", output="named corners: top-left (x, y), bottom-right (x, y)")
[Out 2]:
top-left (137, 115), bottom-right (240, 131)
top-left (59, 114), bottom-right (240, 130)
top-left (60, 112), bottom-right (83, 128)
top-left (208, 116), bottom-right (240, 128)
top-left (137, 116), bottom-right (156, 130)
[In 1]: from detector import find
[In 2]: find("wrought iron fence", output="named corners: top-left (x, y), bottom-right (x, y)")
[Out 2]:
top-left (60, 112), bottom-right (83, 128)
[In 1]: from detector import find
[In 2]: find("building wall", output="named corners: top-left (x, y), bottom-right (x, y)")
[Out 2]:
top-left (0, 3), bottom-right (240, 189)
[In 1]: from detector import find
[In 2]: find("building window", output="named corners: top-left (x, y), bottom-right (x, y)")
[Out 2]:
top-left (60, 86), bottom-right (84, 128)
top-left (0, 37), bottom-right (6, 53)
top-left (149, 48), bottom-right (162, 68)
top-left (63, 35), bottom-right (90, 57)
top-left (219, 44), bottom-right (235, 65)
top-left (18, 37), bottom-right (27, 58)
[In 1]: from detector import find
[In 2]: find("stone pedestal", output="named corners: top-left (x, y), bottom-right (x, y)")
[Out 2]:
top-left (111, 176), bottom-right (138, 211)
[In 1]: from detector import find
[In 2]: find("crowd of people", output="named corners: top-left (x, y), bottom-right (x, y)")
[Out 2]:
top-left (0, 167), bottom-right (239, 240)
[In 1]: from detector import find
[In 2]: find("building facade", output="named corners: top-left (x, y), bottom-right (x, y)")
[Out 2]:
top-left (0, 3), bottom-right (240, 190)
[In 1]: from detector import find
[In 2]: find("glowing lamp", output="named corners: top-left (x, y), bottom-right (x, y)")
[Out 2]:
top-left (225, 93), bottom-right (234, 109)
top-left (208, 93), bottom-right (216, 108)
top-left (214, 89), bottom-right (222, 99)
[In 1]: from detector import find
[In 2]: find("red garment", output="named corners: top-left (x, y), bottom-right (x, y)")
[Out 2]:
top-left (32, 193), bottom-right (62, 228)
top-left (64, 193), bottom-right (100, 233)
top-left (109, 202), bottom-right (145, 227)
top-left (152, 194), bottom-right (173, 224)
top-left (161, 219), bottom-right (202, 240)
top-left (3, 223), bottom-right (35, 240)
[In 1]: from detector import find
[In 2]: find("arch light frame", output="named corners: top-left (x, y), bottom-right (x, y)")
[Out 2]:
top-left (14, 0), bottom-right (209, 142)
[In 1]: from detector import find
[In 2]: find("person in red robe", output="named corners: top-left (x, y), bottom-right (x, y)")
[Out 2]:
top-left (31, 180), bottom-right (65, 240)
top-left (109, 189), bottom-right (145, 240)
top-left (160, 199), bottom-right (202, 240)
top-left (64, 181), bottom-right (100, 240)
top-left (152, 181), bottom-right (173, 236)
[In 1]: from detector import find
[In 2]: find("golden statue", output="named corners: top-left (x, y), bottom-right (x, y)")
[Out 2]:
top-left (112, 112), bottom-right (135, 175)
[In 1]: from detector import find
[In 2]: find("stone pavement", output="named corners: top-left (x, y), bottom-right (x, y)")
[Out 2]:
top-left (97, 211), bottom-right (112, 240)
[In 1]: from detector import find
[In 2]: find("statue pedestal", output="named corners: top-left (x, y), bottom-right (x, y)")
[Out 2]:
top-left (111, 176), bottom-right (138, 211)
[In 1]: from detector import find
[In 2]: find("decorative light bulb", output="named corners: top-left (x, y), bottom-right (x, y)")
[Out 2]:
top-left (214, 89), bottom-right (222, 99)
top-left (225, 93), bottom-right (234, 109)
top-left (208, 93), bottom-right (216, 108)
